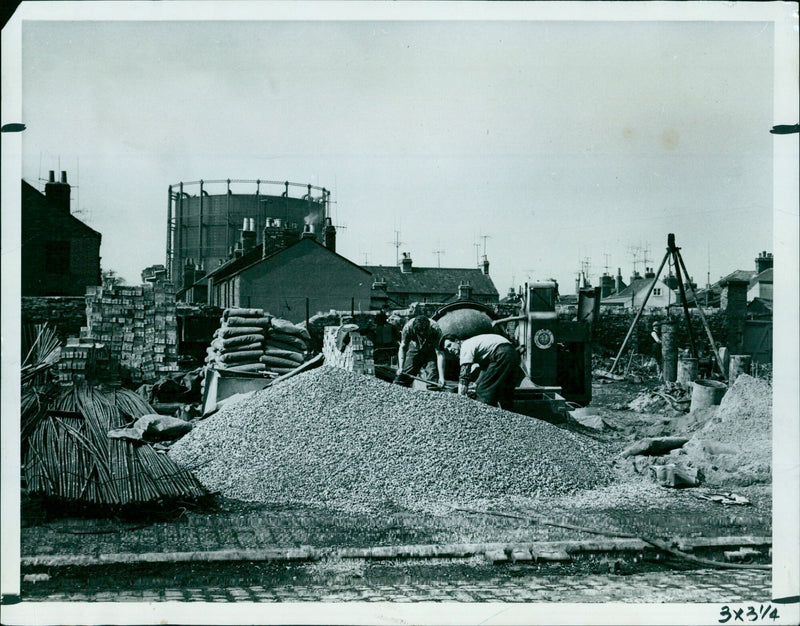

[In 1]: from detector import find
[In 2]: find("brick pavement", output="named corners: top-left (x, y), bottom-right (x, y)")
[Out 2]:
top-left (23, 568), bottom-right (771, 603)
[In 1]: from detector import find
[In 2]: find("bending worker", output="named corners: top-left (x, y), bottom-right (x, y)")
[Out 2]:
top-left (440, 333), bottom-right (521, 410)
top-left (394, 315), bottom-right (447, 388)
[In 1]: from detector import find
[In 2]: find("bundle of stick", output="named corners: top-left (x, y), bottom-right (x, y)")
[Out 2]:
top-left (23, 385), bottom-right (207, 508)
top-left (261, 318), bottom-right (311, 374)
top-left (206, 308), bottom-right (272, 374)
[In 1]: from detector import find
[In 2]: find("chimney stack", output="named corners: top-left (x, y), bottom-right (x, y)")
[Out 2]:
top-left (241, 217), bottom-right (257, 251)
top-left (457, 281), bottom-right (473, 301)
top-left (755, 251), bottom-right (773, 274)
top-left (323, 216), bottom-right (336, 253)
top-left (301, 223), bottom-right (316, 240)
top-left (481, 254), bottom-right (490, 275)
top-left (400, 252), bottom-right (413, 274)
top-left (45, 169), bottom-right (71, 213)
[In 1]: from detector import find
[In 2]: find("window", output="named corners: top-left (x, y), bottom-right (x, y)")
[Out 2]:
top-left (653, 288), bottom-right (662, 296)
top-left (44, 241), bottom-right (70, 274)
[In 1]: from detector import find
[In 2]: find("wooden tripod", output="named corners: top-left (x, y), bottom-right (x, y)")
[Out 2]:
top-left (608, 233), bottom-right (727, 381)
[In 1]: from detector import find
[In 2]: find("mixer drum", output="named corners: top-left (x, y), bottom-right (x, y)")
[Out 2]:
top-left (432, 302), bottom-right (501, 340)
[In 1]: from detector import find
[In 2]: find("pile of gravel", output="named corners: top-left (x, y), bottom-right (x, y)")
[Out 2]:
top-left (169, 366), bottom-right (616, 514)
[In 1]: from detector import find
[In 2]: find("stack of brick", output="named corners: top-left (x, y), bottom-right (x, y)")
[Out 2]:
top-left (261, 318), bottom-right (310, 374)
top-left (322, 326), bottom-right (374, 375)
top-left (55, 338), bottom-right (114, 386)
top-left (83, 283), bottom-right (179, 383)
top-left (206, 308), bottom-right (272, 374)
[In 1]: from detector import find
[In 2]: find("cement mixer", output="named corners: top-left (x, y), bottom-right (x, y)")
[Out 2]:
top-left (432, 283), bottom-right (596, 420)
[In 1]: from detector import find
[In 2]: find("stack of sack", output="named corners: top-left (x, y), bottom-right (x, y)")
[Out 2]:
top-left (206, 308), bottom-right (271, 374)
top-left (261, 318), bottom-right (311, 374)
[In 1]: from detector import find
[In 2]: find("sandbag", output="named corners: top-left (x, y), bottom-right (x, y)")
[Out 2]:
top-left (219, 333), bottom-right (265, 349)
top-left (262, 348), bottom-right (304, 364)
top-left (217, 349), bottom-right (265, 364)
top-left (223, 308), bottom-right (264, 319)
top-left (226, 316), bottom-right (272, 328)
top-left (259, 355), bottom-right (303, 369)
top-left (271, 318), bottom-right (311, 341)
top-left (219, 326), bottom-right (265, 338)
top-left (268, 331), bottom-right (308, 350)
top-left (222, 363), bottom-right (267, 373)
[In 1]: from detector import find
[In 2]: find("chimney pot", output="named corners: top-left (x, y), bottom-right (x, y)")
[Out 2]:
top-left (48, 170), bottom-right (55, 183)
top-left (61, 171), bottom-right (68, 183)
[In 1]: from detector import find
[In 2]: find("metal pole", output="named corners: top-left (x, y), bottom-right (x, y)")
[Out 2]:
top-left (306, 297), bottom-right (310, 329)
top-left (675, 249), bottom-right (728, 381)
top-left (227, 179), bottom-right (231, 256)
top-left (166, 185), bottom-right (173, 281)
top-left (178, 182), bottom-right (185, 287)
top-left (609, 247), bottom-right (671, 376)
top-left (669, 242), bottom-right (698, 359)
top-left (198, 180), bottom-right (204, 266)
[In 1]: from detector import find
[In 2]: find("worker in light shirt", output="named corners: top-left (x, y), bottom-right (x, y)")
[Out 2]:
top-left (439, 333), bottom-right (521, 410)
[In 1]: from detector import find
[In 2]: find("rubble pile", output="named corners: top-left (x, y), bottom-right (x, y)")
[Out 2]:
top-left (683, 374), bottom-right (772, 487)
top-left (169, 366), bottom-right (616, 514)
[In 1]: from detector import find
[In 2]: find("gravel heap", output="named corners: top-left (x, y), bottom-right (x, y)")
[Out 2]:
top-left (169, 366), bottom-right (616, 514)
top-left (683, 374), bottom-right (772, 486)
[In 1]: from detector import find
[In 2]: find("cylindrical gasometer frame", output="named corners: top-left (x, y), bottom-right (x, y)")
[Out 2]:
top-left (166, 179), bottom-right (330, 290)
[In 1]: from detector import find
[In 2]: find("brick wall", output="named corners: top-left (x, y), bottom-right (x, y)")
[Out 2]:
top-left (591, 309), bottom-right (729, 357)
top-left (322, 326), bottom-right (374, 374)
top-left (21, 296), bottom-right (87, 343)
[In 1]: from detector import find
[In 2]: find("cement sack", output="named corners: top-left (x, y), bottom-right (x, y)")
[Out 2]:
top-left (212, 339), bottom-right (263, 353)
top-left (109, 414), bottom-right (192, 442)
top-left (262, 365), bottom-right (296, 374)
top-left (218, 334), bottom-right (265, 349)
top-left (271, 318), bottom-right (311, 341)
top-left (219, 326), bottom-right (266, 338)
top-left (264, 338), bottom-right (306, 355)
top-left (259, 355), bottom-right (303, 369)
top-left (226, 316), bottom-right (272, 328)
top-left (217, 349), bottom-right (265, 364)
top-left (223, 363), bottom-right (267, 373)
top-left (262, 348), bottom-right (304, 364)
top-left (223, 308), bottom-right (264, 320)
top-left (268, 331), bottom-right (308, 351)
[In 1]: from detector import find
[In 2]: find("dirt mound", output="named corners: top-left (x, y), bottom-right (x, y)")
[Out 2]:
top-left (683, 375), bottom-right (772, 487)
top-left (169, 366), bottom-right (616, 514)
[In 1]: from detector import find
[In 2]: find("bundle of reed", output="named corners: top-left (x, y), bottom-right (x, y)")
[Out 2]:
top-left (24, 384), bottom-right (207, 509)
top-left (21, 384), bottom-right (60, 450)
top-left (21, 324), bottom-right (62, 385)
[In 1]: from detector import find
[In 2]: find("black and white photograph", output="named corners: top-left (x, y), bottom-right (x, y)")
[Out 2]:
top-left (2, 1), bottom-right (798, 624)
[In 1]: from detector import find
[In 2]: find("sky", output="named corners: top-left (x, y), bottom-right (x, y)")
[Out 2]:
top-left (17, 9), bottom-right (781, 296)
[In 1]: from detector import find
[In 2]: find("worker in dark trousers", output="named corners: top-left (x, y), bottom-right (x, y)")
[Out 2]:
top-left (440, 333), bottom-right (521, 410)
top-left (394, 316), bottom-right (446, 388)
top-left (650, 321), bottom-right (663, 377)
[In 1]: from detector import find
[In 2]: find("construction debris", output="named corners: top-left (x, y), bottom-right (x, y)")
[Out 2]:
top-left (649, 463), bottom-right (700, 488)
top-left (621, 437), bottom-right (690, 458)
top-left (169, 366), bottom-right (616, 514)
top-left (682, 375), bottom-right (772, 487)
